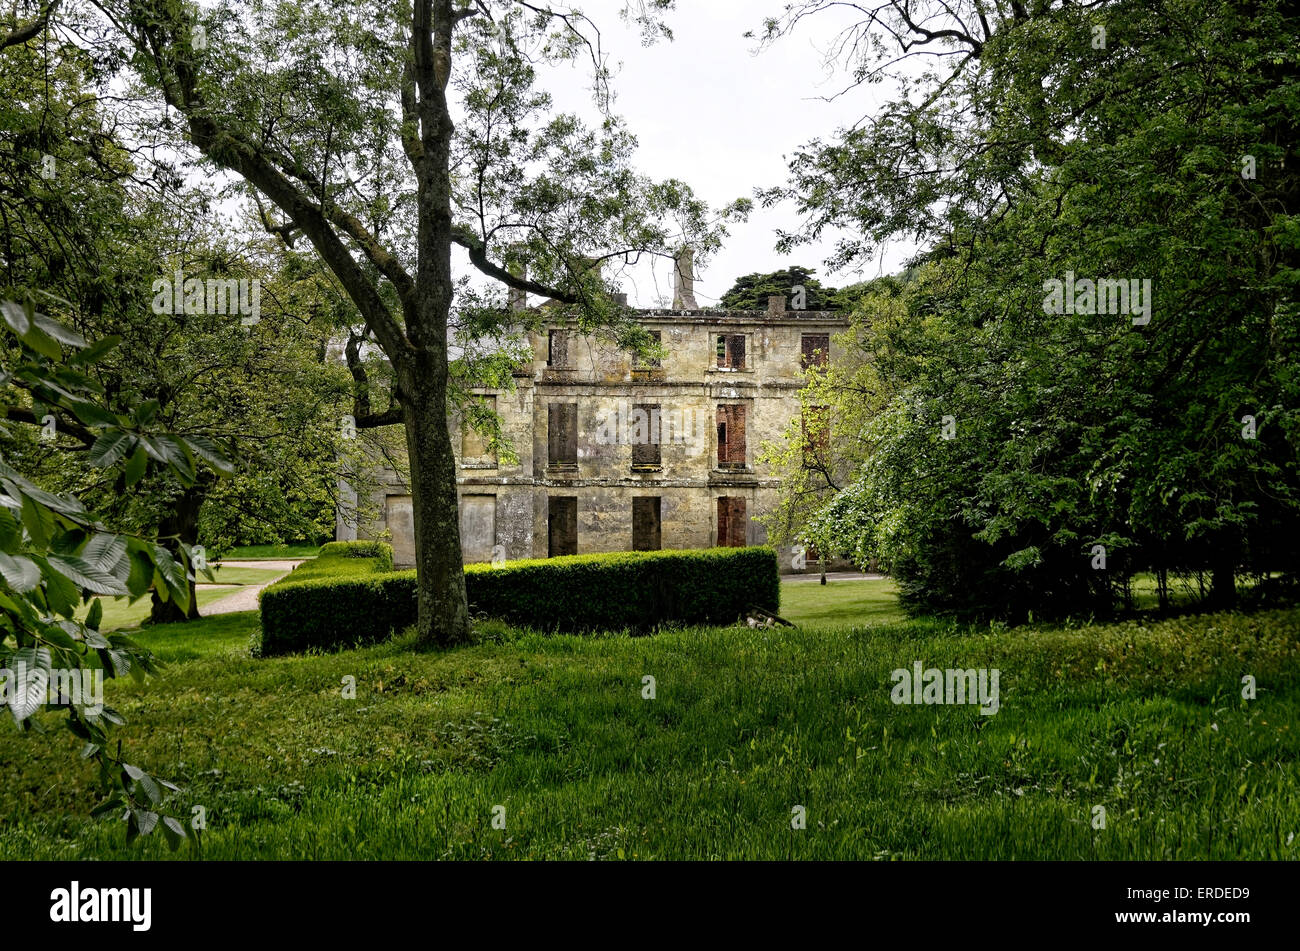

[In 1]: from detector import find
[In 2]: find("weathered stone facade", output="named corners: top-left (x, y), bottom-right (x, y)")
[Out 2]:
top-left (345, 296), bottom-right (848, 570)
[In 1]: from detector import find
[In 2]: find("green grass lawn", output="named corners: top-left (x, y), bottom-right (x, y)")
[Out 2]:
top-left (779, 578), bottom-right (902, 627)
top-left (4, 580), bottom-right (1300, 860)
top-left (202, 565), bottom-right (293, 587)
top-left (74, 588), bottom-right (240, 632)
top-left (71, 565), bottom-right (289, 631)
top-left (220, 544), bottom-right (321, 561)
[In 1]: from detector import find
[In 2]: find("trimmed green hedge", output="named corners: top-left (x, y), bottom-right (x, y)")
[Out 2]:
top-left (257, 547), bottom-right (780, 656)
top-left (465, 548), bottom-right (780, 631)
top-left (273, 541), bottom-right (393, 586)
top-left (258, 571), bottom-right (418, 656)
top-left (315, 540), bottom-right (395, 563)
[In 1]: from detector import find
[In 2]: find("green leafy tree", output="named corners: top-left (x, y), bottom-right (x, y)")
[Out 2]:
top-left (760, 0), bottom-right (1300, 619)
top-left (757, 275), bottom-right (910, 578)
top-left (1, 21), bottom-right (364, 620)
top-left (86, 0), bottom-right (743, 645)
top-left (718, 265), bottom-right (841, 310)
top-left (2, 298), bottom-right (231, 845)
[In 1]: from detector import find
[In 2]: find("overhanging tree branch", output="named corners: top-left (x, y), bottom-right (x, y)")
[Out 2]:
top-left (2, 405), bottom-right (95, 445)
top-left (112, 0), bottom-right (411, 362)
top-left (451, 224), bottom-right (581, 303)
top-left (0, 0), bottom-right (60, 50)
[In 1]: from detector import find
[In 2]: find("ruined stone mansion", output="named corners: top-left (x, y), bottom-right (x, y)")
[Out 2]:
top-left (338, 255), bottom-right (847, 570)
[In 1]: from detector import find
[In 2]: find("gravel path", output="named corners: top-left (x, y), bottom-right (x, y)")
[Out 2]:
top-left (783, 571), bottom-right (887, 584)
top-left (200, 560), bottom-right (306, 617)
top-left (211, 559), bottom-right (307, 573)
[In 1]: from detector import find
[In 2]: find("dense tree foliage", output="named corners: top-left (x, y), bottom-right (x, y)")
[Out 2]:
top-left (718, 265), bottom-right (842, 310)
top-left (0, 41), bottom-right (364, 618)
top-left (1, 298), bottom-right (226, 845)
top-left (764, 0), bottom-right (1300, 620)
top-left (80, 0), bottom-right (742, 646)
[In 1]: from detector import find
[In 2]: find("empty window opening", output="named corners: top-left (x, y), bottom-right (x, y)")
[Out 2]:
top-left (631, 403), bottom-right (661, 467)
top-left (717, 404), bottom-right (747, 469)
top-left (634, 330), bottom-right (662, 368)
top-left (547, 329), bottom-right (571, 368)
top-left (632, 497), bottom-right (662, 551)
top-left (716, 497), bottom-right (747, 548)
top-left (801, 333), bottom-right (830, 369)
top-left (461, 396), bottom-right (497, 465)
top-left (716, 333), bottom-right (746, 370)
top-left (548, 495), bottom-right (578, 557)
top-left (548, 402), bottom-right (578, 467)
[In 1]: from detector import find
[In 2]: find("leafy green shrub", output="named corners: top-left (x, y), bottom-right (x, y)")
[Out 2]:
top-left (316, 540), bottom-right (394, 565)
top-left (465, 547), bottom-right (780, 631)
top-left (258, 571), bottom-right (418, 656)
top-left (257, 547), bottom-right (779, 656)
top-left (256, 542), bottom-right (397, 654)
top-left (1242, 573), bottom-right (1300, 610)
top-left (273, 541), bottom-right (393, 587)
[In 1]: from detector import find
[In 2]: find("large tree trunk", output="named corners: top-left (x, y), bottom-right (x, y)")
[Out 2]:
top-left (148, 482), bottom-right (205, 624)
top-left (405, 0), bottom-right (469, 647)
top-left (1202, 529), bottom-right (1238, 611)
top-left (115, 0), bottom-right (481, 645)
top-left (1207, 559), bottom-right (1237, 611)
top-left (397, 352), bottom-right (470, 646)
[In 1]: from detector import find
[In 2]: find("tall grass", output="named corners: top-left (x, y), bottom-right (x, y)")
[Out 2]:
top-left (2, 596), bottom-right (1297, 859)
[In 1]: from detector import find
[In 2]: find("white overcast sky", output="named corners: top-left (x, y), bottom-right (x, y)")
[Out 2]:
top-left (460, 0), bottom-right (918, 307)
top-left (184, 1), bottom-right (916, 308)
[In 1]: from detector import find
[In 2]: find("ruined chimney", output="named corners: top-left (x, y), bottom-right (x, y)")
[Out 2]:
top-left (612, 292), bottom-right (628, 306)
top-left (767, 294), bottom-right (786, 315)
top-left (506, 247), bottom-right (526, 311)
top-left (569, 255), bottom-right (608, 298)
top-left (672, 247), bottom-right (698, 310)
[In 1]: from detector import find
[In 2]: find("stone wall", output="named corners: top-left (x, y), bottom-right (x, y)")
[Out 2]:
top-left (350, 305), bottom-right (848, 571)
